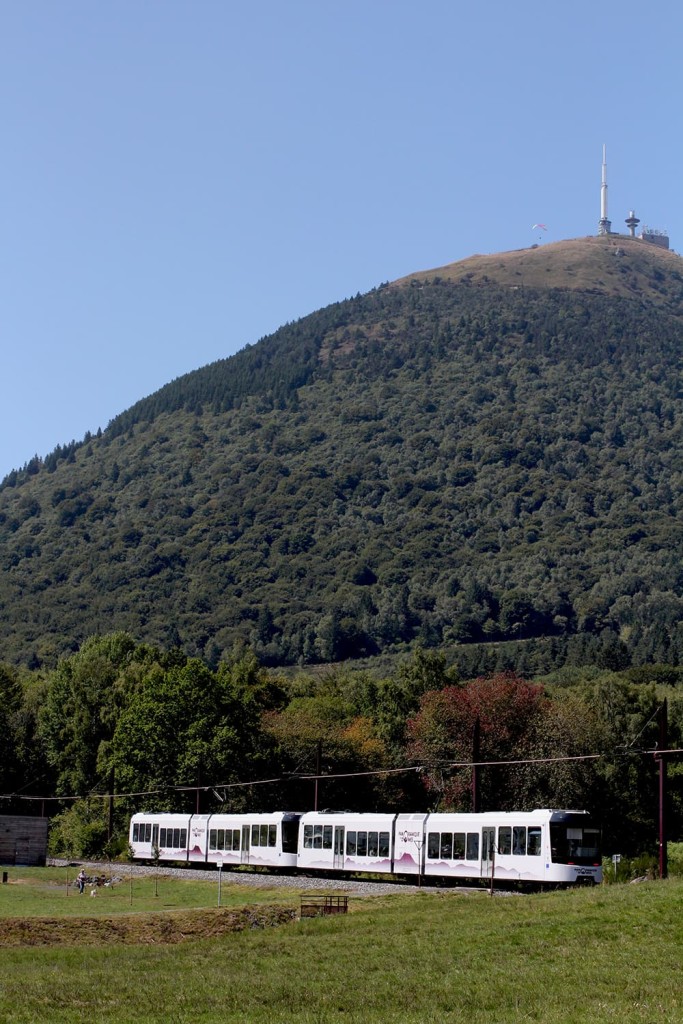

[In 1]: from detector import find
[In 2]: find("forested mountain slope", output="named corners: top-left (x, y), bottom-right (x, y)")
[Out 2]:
top-left (3, 235), bottom-right (683, 669)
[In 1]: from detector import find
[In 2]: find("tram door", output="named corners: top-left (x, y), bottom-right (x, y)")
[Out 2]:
top-left (333, 827), bottom-right (345, 870)
top-left (481, 827), bottom-right (496, 879)
top-left (241, 825), bottom-right (250, 865)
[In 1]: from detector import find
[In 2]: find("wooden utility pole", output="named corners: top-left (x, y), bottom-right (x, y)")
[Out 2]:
top-left (108, 767), bottom-right (115, 842)
top-left (313, 740), bottom-right (322, 811)
top-left (472, 717), bottom-right (481, 813)
top-left (657, 700), bottom-right (668, 880)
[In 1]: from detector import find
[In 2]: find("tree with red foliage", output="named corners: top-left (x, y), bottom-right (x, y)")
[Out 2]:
top-left (406, 672), bottom-right (549, 810)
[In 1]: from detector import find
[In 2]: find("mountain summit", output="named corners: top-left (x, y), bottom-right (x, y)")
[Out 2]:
top-left (399, 235), bottom-right (683, 310)
top-left (2, 236), bottom-right (683, 670)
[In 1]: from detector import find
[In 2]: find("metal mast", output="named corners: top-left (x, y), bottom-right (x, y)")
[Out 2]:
top-left (598, 144), bottom-right (611, 235)
top-left (625, 210), bottom-right (640, 237)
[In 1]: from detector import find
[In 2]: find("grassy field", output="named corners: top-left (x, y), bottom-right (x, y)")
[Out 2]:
top-left (1, 870), bottom-right (682, 1023)
top-left (0, 865), bottom-right (301, 917)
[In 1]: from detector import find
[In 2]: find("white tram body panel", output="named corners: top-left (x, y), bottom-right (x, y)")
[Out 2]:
top-left (187, 814), bottom-right (212, 863)
top-left (205, 813), bottom-right (250, 868)
top-left (129, 811), bottom-right (301, 869)
top-left (297, 811), bottom-right (396, 874)
top-left (130, 812), bottom-right (192, 863)
top-left (423, 810), bottom-right (548, 884)
top-left (206, 812), bottom-right (300, 870)
top-left (393, 813), bottom-right (429, 875)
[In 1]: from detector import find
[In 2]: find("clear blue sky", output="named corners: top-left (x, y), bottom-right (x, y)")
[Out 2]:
top-left (2, 0), bottom-right (682, 479)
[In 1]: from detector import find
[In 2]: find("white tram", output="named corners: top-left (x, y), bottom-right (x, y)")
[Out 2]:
top-left (129, 807), bottom-right (602, 886)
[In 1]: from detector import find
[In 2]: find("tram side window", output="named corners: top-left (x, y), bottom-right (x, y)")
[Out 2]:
top-left (252, 825), bottom-right (259, 846)
top-left (453, 833), bottom-right (465, 860)
top-left (313, 825), bottom-right (323, 849)
top-left (346, 831), bottom-right (357, 855)
top-left (269, 824), bottom-right (277, 847)
top-left (233, 829), bottom-right (241, 851)
top-left (323, 825), bottom-right (333, 850)
top-left (260, 824), bottom-right (269, 847)
top-left (180, 829), bottom-right (187, 847)
top-left (527, 827), bottom-right (542, 856)
top-left (304, 825), bottom-right (313, 849)
top-left (368, 832), bottom-right (379, 857)
top-left (466, 833), bottom-right (479, 860)
top-left (135, 823), bottom-right (150, 843)
top-left (498, 827), bottom-right (512, 855)
top-left (440, 833), bottom-right (453, 859)
top-left (428, 832), bottom-right (440, 859)
top-left (209, 829), bottom-right (217, 851)
top-left (145, 824), bottom-right (152, 843)
top-left (357, 831), bottom-right (368, 856)
top-left (217, 829), bottom-right (225, 850)
top-left (379, 832), bottom-right (390, 858)
top-left (513, 827), bottom-right (526, 855)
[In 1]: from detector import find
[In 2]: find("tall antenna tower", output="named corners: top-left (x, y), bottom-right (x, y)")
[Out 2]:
top-left (598, 144), bottom-right (611, 235)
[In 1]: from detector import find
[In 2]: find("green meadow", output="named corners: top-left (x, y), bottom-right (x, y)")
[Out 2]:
top-left (1, 870), bottom-right (682, 1024)
top-left (0, 865), bottom-right (300, 917)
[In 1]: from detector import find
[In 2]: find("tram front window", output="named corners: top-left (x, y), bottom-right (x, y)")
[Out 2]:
top-left (550, 820), bottom-right (601, 865)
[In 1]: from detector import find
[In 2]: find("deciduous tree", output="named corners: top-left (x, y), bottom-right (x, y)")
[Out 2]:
top-left (406, 672), bottom-right (549, 810)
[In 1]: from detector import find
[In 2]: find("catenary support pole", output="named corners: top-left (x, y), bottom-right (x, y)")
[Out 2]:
top-left (658, 700), bottom-right (668, 880)
top-left (314, 739), bottom-right (322, 811)
top-left (472, 717), bottom-right (481, 813)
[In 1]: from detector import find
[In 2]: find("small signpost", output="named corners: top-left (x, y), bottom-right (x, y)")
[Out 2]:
top-left (612, 853), bottom-right (621, 879)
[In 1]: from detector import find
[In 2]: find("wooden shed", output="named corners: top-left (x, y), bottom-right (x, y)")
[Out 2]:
top-left (0, 815), bottom-right (48, 866)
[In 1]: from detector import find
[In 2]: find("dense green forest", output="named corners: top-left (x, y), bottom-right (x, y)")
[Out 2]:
top-left (1, 635), bottom-right (681, 860)
top-left (3, 230), bottom-right (683, 860)
top-left (2, 237), bottom-right (683, 672)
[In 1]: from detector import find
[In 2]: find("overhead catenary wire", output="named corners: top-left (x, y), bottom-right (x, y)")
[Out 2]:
top-left (625, 702), bottom-right (666, 749)
top-left (2, 746), bottom-right (682, 805)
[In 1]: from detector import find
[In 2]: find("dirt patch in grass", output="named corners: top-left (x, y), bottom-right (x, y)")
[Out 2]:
top-left (0, 904), bottom-right (296, 947)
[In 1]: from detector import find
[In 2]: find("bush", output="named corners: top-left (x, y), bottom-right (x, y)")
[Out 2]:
top-left (602, 852), bottom-right (658, 883)
top-left (48, 803), bottom-right (110, 859)
top-left (599, 847), bottom-right (683, 883)
top-left (668, 842), bottom-right (683, 877)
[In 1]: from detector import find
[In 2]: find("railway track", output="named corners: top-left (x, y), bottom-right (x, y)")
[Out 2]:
top-left (50, 859), bottom-right (516, 897)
